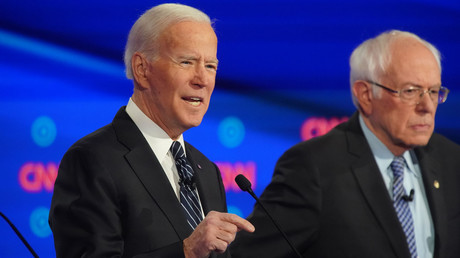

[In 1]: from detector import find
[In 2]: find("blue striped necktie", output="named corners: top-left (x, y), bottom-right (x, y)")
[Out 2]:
top-left (391, 156), bottom-right (417, 258)
top-left (170, 141), bottom-right (203, 229)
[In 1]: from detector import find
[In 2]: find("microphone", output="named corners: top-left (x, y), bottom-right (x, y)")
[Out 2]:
top-left (402, 189), bottom-right (415, 202)
top-left (0, 211), bottom-right (39, 258)
top-left (188, 176), bottom-right (197, 191)
top-left (235, 174), bottom-right (303, 258)
top-left (179, 176), bottom-right (197, 191)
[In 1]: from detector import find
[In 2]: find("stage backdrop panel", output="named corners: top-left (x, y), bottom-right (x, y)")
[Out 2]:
top-left (1, 0), bottom-right (459, 257)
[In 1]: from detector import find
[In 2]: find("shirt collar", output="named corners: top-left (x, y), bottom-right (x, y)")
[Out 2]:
top-left (126, 98), bottom-right (185, 160)
top-left (358, 114), bottom-right (418, 177)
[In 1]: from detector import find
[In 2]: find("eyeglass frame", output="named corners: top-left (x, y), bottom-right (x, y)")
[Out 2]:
top-left (366, 80), bottom-right (450, 104)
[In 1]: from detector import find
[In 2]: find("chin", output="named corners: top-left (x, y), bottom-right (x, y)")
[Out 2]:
top-left (406, 138), bottom-right (431, 148)
top-left (187, 118), bottom-right (204, 128)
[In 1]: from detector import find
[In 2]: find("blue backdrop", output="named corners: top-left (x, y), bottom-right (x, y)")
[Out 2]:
top-left (1, 0), bottom-right (459, 257)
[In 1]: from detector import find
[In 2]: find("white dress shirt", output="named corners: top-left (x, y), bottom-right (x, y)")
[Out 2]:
top-left (125, 98), bottom-right (189, 201)
top-left (359, 114), bottom-right (434, 258)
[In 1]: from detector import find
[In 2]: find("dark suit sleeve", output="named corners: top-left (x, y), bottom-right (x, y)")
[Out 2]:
top-left (50, 142), bottom-right (228, 258)
top-left (207, 163), bottom-right (232, 258)
top-left (49, 145), bottom-right (125, 257)
top-left (213, 162), bottom-right (229, 213)
top-left (131, 242), bottom-right (185, 258)
top-left (230, 143), bottom-right (321, 258)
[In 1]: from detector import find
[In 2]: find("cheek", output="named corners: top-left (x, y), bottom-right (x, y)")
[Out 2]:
top-left (207, 84), bottom-right (215, 96)
top-left (208, 75), bottom-right (216, 90)
top-left (395, 115), bottom-right (416, 138)
top-left (382, 111), bottom-right (408, 134)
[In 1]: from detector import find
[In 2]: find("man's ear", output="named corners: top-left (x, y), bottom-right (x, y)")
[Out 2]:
top-left (131, 52), bottom-right (149, 89)
top-left (352, 80), bottom-right (373, 116)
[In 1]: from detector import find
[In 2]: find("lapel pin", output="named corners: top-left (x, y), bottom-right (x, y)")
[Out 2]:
top-left (433, 180), bottom-right (440, 189)
top-left (197, 164), bottom-right (202, 169)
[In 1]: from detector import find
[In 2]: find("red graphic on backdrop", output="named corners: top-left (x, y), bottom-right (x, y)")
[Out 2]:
top-left (301, 116), bottom-right (348, 141)
top-left (216, 161), bottom-right (257, 192)
top-left (18, 162), bottom-right (58, 192)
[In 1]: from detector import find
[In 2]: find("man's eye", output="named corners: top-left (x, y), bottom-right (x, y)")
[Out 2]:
top-left (206, 64), bottom-right (217, 71)
top-left (429, 89), bottom-right (439, 95)
top-left (181, 61), bottom-right (192, 65)
top-left (402, 88), bottom-right (419, 95)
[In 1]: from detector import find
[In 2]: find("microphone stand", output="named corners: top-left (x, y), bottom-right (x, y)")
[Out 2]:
top-left (0, 211), bottom-right (39, 258)
top-left (235, 174), bottom-right (303, 258)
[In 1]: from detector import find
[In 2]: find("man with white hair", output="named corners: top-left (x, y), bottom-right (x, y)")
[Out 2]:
top-left (231, 30), bottom-right (460, 257)
top-left (50, 4), bottom-right (254, 258)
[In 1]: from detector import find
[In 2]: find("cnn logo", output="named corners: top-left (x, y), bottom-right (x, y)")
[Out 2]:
top-left (301, 116), bottom-right (348, 141)
top-left (18, 162), bottom-right (58, 192)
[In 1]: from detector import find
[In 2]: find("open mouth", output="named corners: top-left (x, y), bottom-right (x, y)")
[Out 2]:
top-left (183, 97), bottom-right (202, 107)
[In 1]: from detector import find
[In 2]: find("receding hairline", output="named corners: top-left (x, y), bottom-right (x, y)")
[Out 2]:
top-left (155, 20), bottom-right (219, 64)
top-left (348, 29), bottom-right (442, 108)
top-left (124, 3), bottom-right (214, 79)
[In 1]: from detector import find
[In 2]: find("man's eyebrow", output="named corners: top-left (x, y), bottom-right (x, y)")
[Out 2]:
top-left (178, 55), bottom-right (217, 61)
top-left (207, 59), bottom-right (219, 65)
top-left (179, 55), bottom-right (219, 65)
top-left (178, 55), bottom-right (198, 61)
top-left (402, 82), bottom-right (441, 88)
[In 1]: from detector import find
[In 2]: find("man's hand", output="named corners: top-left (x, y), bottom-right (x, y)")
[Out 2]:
top-left (183, 211), bottom-right (255, 258)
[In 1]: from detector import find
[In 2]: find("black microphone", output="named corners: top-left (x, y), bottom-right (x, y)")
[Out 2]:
top-left (189, 176), bottom-right (197, 191)
top-left (402, 189), bottom-right (415, 202)
top-left (0, 211), bottom-right (39, 258)
top-left (235, 174), bottom-right (303, 258)
top-left (179, 176), bottom-right (197, 191)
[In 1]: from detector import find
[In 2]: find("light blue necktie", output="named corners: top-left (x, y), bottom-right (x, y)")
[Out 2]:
top-left (391, 156), bottom-right (417, 258)
top-left (170, 141), bottom-right (203, 229)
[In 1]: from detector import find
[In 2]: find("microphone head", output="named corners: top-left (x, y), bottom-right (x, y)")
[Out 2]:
top-left (235, 174), bottom-right (252, 192)
top-left (179, 177), bottom-right (196, 191)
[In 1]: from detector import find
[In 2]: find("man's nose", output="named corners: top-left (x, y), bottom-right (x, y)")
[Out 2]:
top-left (192, 65), bottom-right (210, 87)
top-left (416, 90), bottom-right (436, 111)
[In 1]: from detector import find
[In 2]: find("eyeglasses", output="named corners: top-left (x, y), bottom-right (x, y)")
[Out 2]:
top-left (367, 81), bottom-right (450, 104)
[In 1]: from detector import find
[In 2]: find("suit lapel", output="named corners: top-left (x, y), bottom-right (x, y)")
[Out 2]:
top-left (112, 107), bottom-right (193, 239)
top-left (185, 143), bottom-right (224, 215)
top-left (345, 113), bottom-right (410, 258)
top-left (414, 146), bottom-right (446, 257)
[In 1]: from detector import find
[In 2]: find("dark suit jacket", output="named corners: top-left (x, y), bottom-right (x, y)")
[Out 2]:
top-left (230, 112), bottom-right (460, 258)
top-left (49, 107), bottom-right (230, 258)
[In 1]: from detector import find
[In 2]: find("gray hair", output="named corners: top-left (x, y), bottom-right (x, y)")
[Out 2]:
top-left (349, 30), bottom-right (442, 108)
top-left (124, 3), bottom-right (212, 79)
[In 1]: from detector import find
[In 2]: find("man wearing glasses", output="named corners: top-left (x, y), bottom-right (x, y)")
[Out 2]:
top-left (231, 30), bottom-right (460, 257)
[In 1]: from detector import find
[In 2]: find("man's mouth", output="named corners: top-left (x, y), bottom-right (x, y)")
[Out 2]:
top-left (410, 123), bottom-right (432, 132)
top-left (183, 97), bottom-right (202, 107)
